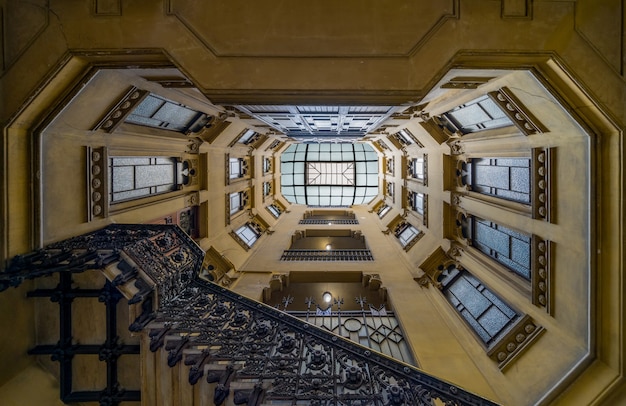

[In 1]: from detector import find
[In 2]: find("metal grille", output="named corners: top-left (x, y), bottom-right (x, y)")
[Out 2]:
top-left (281, 249), bottom-right (374, 261)
top-left (298, 219), bottom-right (359, 225)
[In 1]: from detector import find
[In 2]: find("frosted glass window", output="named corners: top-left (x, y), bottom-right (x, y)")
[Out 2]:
top-left (229, 158), bottom-right (244, 179)
top-left (235, 224), bottom-right (260, 248)
top-left (471, 217), bottom-right (531, 280)
top-left (126, 94), bottom-right (204, 133)
top-left (109, 156), bottom-right (178, 203)
top-left (230, 192), bottom-right (243, 215)
top-left (396, 224), bottom-right (420, 247)
top-left (411, 157), bottom-right (425, 180)
top-left (444, 95), bottom-right (512, 134)
top-left (238, 129), bottom-right (257, 144)
top-left (465, 158), bottom-right (531, 204)
top-left (439, 268), bottom-right (518, 348)
top-left (377, 204), bottom-right (391, 218)
top-left (267, 204), bottom-right (281, 218)
top-left (410, 192), bottom-right (425, 215)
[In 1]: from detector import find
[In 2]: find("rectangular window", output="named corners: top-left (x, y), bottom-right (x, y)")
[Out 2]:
top-left (229, 192), bottom-right (243, 215)
top-left (410, 157), bottom-right (425, 181)
top-left (263, 181), bottom-right (272, 196)
top-left (386, 182), bottom-right (394, 198)
top-left (440, 267), bottom-right (518, 348)
top-left (235, 223), bottom-right (261, 248)
top-left (109, 157), bottom-right (179, 203)
top-left (409, 191), bottom-right (425, 215)
top-left (471, 217), bottom-right (531, 280)
top-left (238, 129), bottom-right (257, 144)
top-left (394, 129), bottom-right (414, 145)
top-left (443, 95), bottom-right (512, 134)
top-left (229, 157), bottom-right (244, 179)
top-left (396, 223), bottom-right (420, 247)
top-left (263, 157), bottom-right (272, 174)
top-left (125, 93), bottom-right (206, 133)
top-left (385, 158), bottom-right (394, 175)
top-left (464, 157), bottom-right (531, 204)
top-left (377, 204), bottom-right (391, 219)
top-left (267, 204), bottom-right (282, 218)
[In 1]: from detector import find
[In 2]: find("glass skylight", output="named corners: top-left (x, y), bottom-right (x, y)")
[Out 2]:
top-left (281, 143), bottom-right (379, 206)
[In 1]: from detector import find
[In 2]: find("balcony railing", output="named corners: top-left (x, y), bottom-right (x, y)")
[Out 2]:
top-left (281, 249), bottom-right (374, 261)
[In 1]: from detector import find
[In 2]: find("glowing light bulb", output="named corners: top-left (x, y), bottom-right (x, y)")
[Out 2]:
top-left (323, 292), bottom-right (332, 303)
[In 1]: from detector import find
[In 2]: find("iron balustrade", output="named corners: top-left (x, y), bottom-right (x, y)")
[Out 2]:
top-left (1, 224), bottom-right (499, 406)
top-left (281, 249), bottom-right (374, 261)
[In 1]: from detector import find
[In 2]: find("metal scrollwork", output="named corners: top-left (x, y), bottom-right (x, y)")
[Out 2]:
top-left (2, 224), bottom-right (499, 406)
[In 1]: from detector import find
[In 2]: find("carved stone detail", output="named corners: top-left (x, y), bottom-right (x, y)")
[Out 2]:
top-left (532, 237), bottom-right (553, 314)
top-left (440, 76), bottom-right (495, 89)
top-left (488, 87), bottom-right (548, 135)
top-left (487, 315), bottom-right (544, 370)
top-left (532, 147), bottom-right (555, 222)
top-left (93, 87), bottom-right (148, 133)
top-left (87, 146), bottom-right (107, 221)
top-left (184, 192), bottom-right (200, 208)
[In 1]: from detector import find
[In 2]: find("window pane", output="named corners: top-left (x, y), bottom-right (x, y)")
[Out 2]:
top-left (472, 217), bottom-right (531, 279)
top-left (466, 157), bottom-right (531, 204)
top-left (441, 270), bottom-right (518, 347)
top-left (110, 156), bottom-right (177, 203)
top-left (445, 96), bottom-right (512, 134)
top-left (126, 94), bottom-right (202, 133)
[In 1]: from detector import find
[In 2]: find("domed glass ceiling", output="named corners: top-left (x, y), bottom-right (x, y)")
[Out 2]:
top-left (280, 143), bottom-right (379, 206)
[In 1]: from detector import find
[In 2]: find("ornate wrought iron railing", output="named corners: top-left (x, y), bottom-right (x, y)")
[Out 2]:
top-left (1, 224), bottom-right (499, 406)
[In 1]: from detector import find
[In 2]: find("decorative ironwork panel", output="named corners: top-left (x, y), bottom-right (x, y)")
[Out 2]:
top-left (2, 225), bottom-right (499, 406)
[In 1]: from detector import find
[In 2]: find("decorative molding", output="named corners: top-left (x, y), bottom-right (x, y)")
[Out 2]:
top-left (186, 138), bottom-right (202, 154)
top-left (93, 0), bottom-right (122, 16)
top-left (488, 87), bottom-right (548, 135)
top-left (390, 105), bottom-right (422, 120)
top-left (487, 315), bottom-right (544, 370)
top-left (448, 139), bottom-right (464, 155)
top-left (184, 192), bottom-right (200, 208)
top-left (441, 76), bottom-right (495, 89)
top-left (199, 115), bottom-right (231, 143)
top-left (165, 0), bottom-right (459, 58)
top-left (532, 237), bottom-right (554, 314)
top-left (532, 147), bottom-right (555, 222)
top-left (417, 247), bottom-right (455, 289)
top-left (419, 115), bottom-right (457, 144)
top-left (201, 246), bottom-right (236, 284)
top-left (87, 146), bottom-right (107, 221)
top-left (143, 76), bottom-right (194, 88)
top-left (501, 0), bottom-right (532, 20)
top-left (93, 87), bottom-right (148, 133)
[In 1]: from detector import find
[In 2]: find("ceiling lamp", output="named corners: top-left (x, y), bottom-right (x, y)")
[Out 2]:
top-left (322, 292), bottom-right (332, 303)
